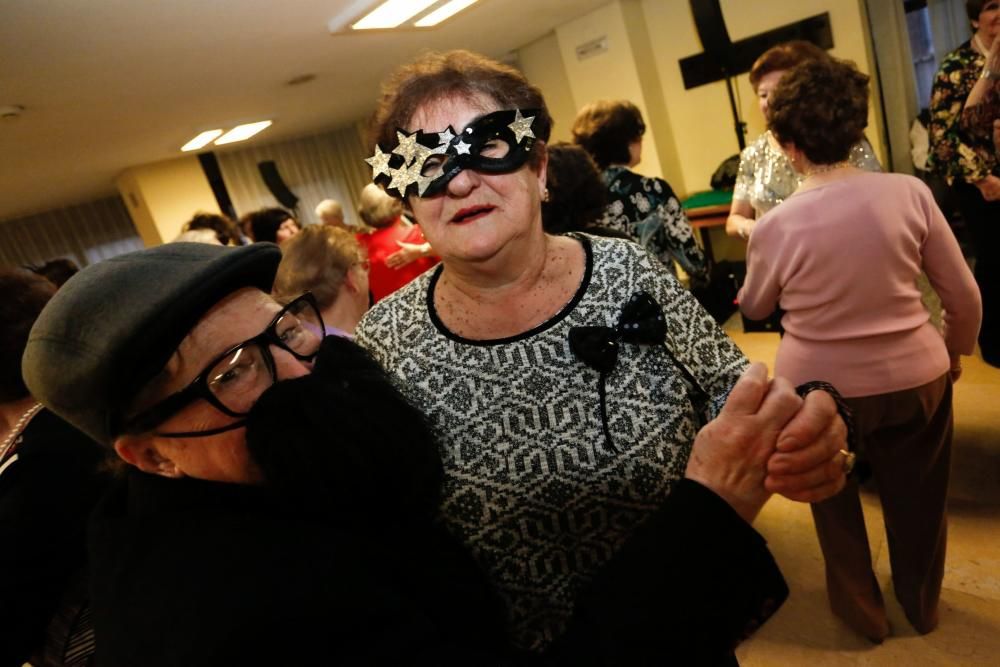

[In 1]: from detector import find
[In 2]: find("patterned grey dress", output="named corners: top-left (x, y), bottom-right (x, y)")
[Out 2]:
top-left (355, 234), bottom-right (748, 651)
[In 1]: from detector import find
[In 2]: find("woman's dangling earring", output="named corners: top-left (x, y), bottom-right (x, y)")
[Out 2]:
top-left (542, 187), bottom-right (551, 202)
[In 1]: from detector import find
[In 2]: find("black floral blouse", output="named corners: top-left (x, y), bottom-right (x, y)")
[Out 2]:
top-left (928, 41), bottom-right (999, 184)
top-left (600, 166), bottom-right (708, 283)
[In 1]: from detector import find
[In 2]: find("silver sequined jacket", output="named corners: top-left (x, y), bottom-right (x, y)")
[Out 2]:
top-left (733, 130), bottom-right (882, 216)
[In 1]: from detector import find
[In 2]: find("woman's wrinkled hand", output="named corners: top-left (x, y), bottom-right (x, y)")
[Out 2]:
top-left (764, 389), bottom-right (848, 503)
top-left (685, 363), bottom-right (802, 524)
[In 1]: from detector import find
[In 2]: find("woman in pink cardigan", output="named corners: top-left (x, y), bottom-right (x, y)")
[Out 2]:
top-left (739, 58), bottom-right (982, 643)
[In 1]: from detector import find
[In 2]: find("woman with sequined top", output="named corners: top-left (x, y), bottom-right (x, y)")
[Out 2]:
top-left (726, 41), bottom-right (881, 241)
top-left (355, 49), bottom-right (854, 661)
top-left (570, 100), bottom-right (708, 284)
top-left (929, 1), bottom-right (1000, 365)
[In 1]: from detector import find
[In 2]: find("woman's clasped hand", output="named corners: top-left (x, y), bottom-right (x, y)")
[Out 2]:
top-left (686, 362), bottom-right (846, 524)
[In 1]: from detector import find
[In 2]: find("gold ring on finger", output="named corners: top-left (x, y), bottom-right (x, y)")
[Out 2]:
top-left (839, 449), bottom-right (856, 475)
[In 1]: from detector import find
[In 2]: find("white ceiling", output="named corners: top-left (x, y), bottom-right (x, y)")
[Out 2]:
top-left (0, 0), bottom-right (610, 223)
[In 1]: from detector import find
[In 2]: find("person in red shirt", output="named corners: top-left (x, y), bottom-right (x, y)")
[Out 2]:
top-left (355, 183), bottom-right (438, 302)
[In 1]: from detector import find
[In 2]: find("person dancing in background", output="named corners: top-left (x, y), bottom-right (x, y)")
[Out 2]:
top-left (740, 57), bottom-right (982, 643)
top-left (355, 183), bottom-right (438, 303)
top-left (571, 100), bottom-right (708, 285)
top-left (928, 0), bottom-right (1000, 366)
top-left (725, 40), bottom-right (880, 241)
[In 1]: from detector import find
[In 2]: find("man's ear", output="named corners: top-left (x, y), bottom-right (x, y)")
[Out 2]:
top-left (113, 434), bottom-right (184, 478)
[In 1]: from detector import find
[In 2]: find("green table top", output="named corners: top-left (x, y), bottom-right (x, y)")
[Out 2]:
top-left (681, 189), bottom-right (733, 209)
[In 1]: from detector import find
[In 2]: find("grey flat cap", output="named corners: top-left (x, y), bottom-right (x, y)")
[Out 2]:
top-left (23, 242), bottom-right (282, 446)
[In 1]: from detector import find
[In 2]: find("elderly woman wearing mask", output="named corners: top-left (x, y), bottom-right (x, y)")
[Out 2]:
top-left (725, 41), bottom-right (881, 241)
top-left (356, 49), bottom-right (852, 655)
top-left (740, 58), bottom-right (981, 642)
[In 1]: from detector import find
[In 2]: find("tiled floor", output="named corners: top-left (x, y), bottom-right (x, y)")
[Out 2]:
top-left (730, 329), bottom-right (1000, 666)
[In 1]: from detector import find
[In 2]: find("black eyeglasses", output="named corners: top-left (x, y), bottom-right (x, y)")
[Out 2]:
top-left (123, 293), bottom-right (325, 438)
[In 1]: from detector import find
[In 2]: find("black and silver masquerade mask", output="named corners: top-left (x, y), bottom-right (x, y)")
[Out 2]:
top-left (365, 108), bottom-right (539, 199)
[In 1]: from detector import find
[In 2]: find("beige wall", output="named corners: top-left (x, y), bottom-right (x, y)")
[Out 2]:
top-left (547, 0), bottom-right (667, 182)
top-left (518, 33), bottom-right (578, 144)
top-left (116, 156), bottom-right (220, 247)
top-left (517, 0), bottom-right (886, 198)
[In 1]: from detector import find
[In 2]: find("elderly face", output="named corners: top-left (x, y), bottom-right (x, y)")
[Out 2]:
top-left (976, 1), bottom-right (1000, 41)
top-left (404, 93), bottom-right (547, 266)
top-left (115, 288), bottom-right (314, 484)
top-left (756, 69), bottom-right (786, 118)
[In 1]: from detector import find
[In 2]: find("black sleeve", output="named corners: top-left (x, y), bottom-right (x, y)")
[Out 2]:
top-left (0, 413), bottom-right (107, 667)
top-left (546, 479), bottom-right (788, 666)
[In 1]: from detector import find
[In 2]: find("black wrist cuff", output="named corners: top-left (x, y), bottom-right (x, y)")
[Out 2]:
top-left (795, 380), bottom-right (858, 455)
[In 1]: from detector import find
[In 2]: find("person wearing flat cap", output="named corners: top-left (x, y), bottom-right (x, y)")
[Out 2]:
top-left (26, 242), bottom-right (823, 664)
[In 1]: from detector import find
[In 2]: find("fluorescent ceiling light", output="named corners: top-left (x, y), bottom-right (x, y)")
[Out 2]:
top-left (352, 0), bottom-right (437, 29)
top-left (214, 120), bottom-right (273, 145)
top-left (181, 129), bottom-right (223, 152)
top-left (414, 0), bottom-right (478, 26)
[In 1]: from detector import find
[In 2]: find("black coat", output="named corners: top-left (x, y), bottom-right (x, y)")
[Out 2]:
top-left (0, 409), bottom-right (108, 667)
top-left (87, 472), bottom-right (785, 666)
top-left (88, 337), bottom-right (788, 665)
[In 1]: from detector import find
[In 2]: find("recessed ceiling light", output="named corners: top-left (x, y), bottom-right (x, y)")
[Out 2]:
top-left (352, 0), bottom-right (437, 29)
top-left (414, 0), bottom-right (478, 26)
top-left (181, 129), bottom-right (224, 152)
top-left (214, 121), bottom-right (273, 145)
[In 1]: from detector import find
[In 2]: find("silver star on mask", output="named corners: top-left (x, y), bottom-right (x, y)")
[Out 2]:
top-left (365, 145), bottom-right (392, 179)
top-left (454, 140), bottom-right (471, 155)
top-left (437, 128), bottom-right (456, 145)
top-left (393, 130), bottom-right (420, 163)
top-left (508, 109), bottom-right (535, 143)
top-left (386, 165), bottom-right (416, 196)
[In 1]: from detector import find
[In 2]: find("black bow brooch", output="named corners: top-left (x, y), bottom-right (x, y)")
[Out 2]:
top-left (568, 292), bottom-right (666, 452)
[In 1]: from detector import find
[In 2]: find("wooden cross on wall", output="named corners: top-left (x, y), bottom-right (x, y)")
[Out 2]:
top-left (680, 0), bottom-right (834, 149)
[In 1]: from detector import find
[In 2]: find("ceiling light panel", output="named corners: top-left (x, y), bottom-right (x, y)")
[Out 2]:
top-left (181, 129), bottom-right (224, 152)
top-left (352, 0), bottom-right (437, 29)
top-left (414, 0), bottom-right (478, 27)
top-left (214, 121), bottom-right (273, 145)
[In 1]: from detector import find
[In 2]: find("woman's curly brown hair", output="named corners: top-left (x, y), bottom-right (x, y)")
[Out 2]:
top-left (542, 143), bottom-right (608, 234)
top-left (748, 40), bottom-right (829, 92)
top-left (767, 58), bottom-right (869, 165)
top-left (570, 100), bottom-right (645, 170)
top-left (369, 50), bottom-right (552, 171)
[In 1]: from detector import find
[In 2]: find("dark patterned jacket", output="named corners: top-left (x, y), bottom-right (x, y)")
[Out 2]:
top-left (356, 234), bottom-right (752, 651)
top-left (599, 166), bottom-right (708, 283)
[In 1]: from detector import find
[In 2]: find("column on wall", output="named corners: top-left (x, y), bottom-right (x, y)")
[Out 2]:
top-left (116, 156), bottom-right (221, 247)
